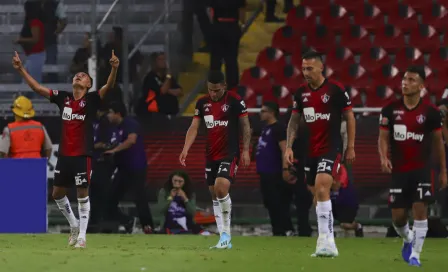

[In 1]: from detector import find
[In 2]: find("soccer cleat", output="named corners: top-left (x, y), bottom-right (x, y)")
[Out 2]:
top-left (355, 226), bottom-right (364, 238)
top-left (74, 238), bottom-right (86, 248)
top-left (408, 257), bottom-right (421, 267)
top-left (401, 241), bottom-right (412, 263)
top-left (311, 235), bottom-right (338, 257)
top-left (68, 226), bottom-right (80, 246)
top-left (210, 232), bottom-right (232, 249)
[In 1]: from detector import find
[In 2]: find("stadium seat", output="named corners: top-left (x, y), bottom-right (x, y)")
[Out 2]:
top-left (371, 1), bottom-right (400, 15)
top-left (364, 85), bottom-right (397, 109)
top-left (420, 2), bottom-right (448, 33)
top-left (426, 71), bottom-right (448, 98)
top-left (333, 0), bottom-right (364, 13)
top-left (270, 85), bottom-right (294, 108)
top-left (359, 47), bottom-right (390, 72)
top-left (304, 25), bottom-right (336, 53)
top-left (271, 64), bottom-right (303, 91)
top-left (339, 64), bottom-right (371, 89)
top-left (372, 24), bottom-right (405, 53)
top-left (352, 3), bottom-right (385, 31)
top-left (371, 64), bottom-right (402, 91)
top-left (236, 85), bottom-right (259, 108)
top-left (271, 26), bottom-right (302, 55)
top-left (386, 4), bottom-right (419, 32)
top-left (286, 6), bottom-right (317, 30)
top-left (318, 4), bottom-right (351, 33)
top-left (301, 0), bottom-right (331, 12)
top-left (240, 66), bottom-right (272, 94)
top-left (409, 24), bottom-right (441, 52)
top-left (402, 0), bottom-right (433, 13)
top-left (255, 47), bottom-right (287, 75)
top-left (392, 47), bottom-right (425, 70)
top-left (428, 47), bottom-right (448, 71)
top-left (324, 47), bottom-right (355, 68)
top-left (339, 25), bottom-right (372, 53)
top-left (347, 86), bottom-right (364, 107)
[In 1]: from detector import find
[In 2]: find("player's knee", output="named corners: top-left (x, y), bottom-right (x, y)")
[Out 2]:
top-left (76, 188), bottom-right (89, 198)
top-left (412, 202), bottom-right (428, 220)
top-left (214, 178), bottom-right (230, 198)
top-left (52, 187), bottom-right (65, 200)
top-left (391, 209), bottom-right (408, 226)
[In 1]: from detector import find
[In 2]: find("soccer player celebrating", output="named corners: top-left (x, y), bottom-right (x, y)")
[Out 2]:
top-left (378, 66), bottom-right (447, 267)
top-left (285, 51), bottom-right (356, 257)
top-left (12, 50), bottom-right (119, 248)
top-left (179, 70), bottom-right (251, 249)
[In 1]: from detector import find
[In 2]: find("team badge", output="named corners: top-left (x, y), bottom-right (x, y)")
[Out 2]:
top-left (79, 100), bottom-right (86, 108)
top-left (52, 90), bottom-right (58, 96)
top-left (221, 104), bottom-right (229, 112)
top-left (321, 93), bottom-right (330, 103)
top-left (416, 114), bottom-right (425, 124)
top-left (379, 114), bottom-right (389, 126)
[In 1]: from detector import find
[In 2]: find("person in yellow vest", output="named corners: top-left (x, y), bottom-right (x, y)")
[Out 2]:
top-left (0, 96), bottom-right (52, 158)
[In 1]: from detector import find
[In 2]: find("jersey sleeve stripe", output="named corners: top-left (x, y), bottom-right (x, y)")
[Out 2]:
top-left (193, 115), bottom-right (201, 119)
top-left (292, 109), bottom-right (299, 113)
top-left (433, 127), bottom-right (442, 132)
top-left (239, 112), bottom-right (248, 117)
top-left (342, 105), bottom-right (352, 111)
top-left (379, 126), bottom-right (389, 131)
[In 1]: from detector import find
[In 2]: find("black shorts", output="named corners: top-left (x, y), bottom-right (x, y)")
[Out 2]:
top-left (304, 152), bottom-right (341, 186)
top-left (389, 168), bottom-right (433, 209)
top-left (205, 157), bottom-right (239, 186)
top-left (53, 156), bottom-right (92, 188)
top-left (332, 203), bottom-right (358, 224)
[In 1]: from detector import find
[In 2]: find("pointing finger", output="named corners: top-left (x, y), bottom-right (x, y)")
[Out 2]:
top-left (14, 51), bottom-right (18, 58)
top-left (112, 50), bottom-right (115, 57)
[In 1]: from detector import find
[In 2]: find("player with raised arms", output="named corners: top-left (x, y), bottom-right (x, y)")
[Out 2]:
top-left (378, 66), bottom-right (447, 267)
top-left (12, 50), bottom-right (119, 248)
top-left (285, 51), bottom-right (356, 257)
top-left (179, 70), bottom-right (251, 249)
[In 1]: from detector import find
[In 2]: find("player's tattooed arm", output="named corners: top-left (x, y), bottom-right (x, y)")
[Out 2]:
top-left (12, 52), bottom-right (51, 98)
top-left (99, 50), bottom-right (120, 99)
top-left (239, 115), bottom-right (251, 152)
top-left (286, 112), bottom-right (300, 148)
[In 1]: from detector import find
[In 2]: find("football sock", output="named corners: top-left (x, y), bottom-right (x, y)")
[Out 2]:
top-left (316, 200), bottom-right (334, 238)
top-left (217, 194), bottom-right (232, 235)
top-left (78, 196), bottom-right (90, 240)
top-left (410, 220), bottom-right (428, 260)
top-left (212, 200), bottom-right (223, 234)
top-left (393, 222), bottom-right (413, 243)
top-left (55, 196), bottom-right (78, 228)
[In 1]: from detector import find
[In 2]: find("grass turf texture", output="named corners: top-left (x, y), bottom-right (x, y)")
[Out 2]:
top-left (0, 235), bottom-right (444, 272)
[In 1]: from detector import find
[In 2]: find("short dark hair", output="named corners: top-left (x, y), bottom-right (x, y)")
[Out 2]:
top-left (302, 50), bottom-right (324, 62)
top-left (207, 70), bottom-right (225, 84)
top-left (406, 66), bottom-right (426, 81)
top-left (263, 101), bottom-right (280, 117)
top-left (109, 102), bottom-right (127, 117)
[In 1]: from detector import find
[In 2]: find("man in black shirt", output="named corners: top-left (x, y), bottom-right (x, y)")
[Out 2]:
top-left (208, 0), bottom-right (246, 90)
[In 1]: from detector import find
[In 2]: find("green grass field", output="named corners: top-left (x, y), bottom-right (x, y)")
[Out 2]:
top-left (0, 234), bottom-right (445, 272)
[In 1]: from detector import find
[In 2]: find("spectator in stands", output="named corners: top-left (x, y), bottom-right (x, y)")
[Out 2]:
top-left (16, 1), bottom-right (46, 83)
top-left (70, 32), bottom-right (93, 74)
top-left (157, 170), bottom-right (206, 234)
top-left (104, 102), bottom-right (154, 234)
top-left (40, 0), bottom-right (67, 82)
top-left (182, 0), bottom-right (212, 53)
top-left (100, 26), bottom-right (143, 84)
top-left (265, 0), bottom-right (294, 22)
top-left (139, 52), bottom-right (182, 116)
top-left (208, 0), bottom-right (246, 90)
top-left (0, 96), bottom-right (52, 159)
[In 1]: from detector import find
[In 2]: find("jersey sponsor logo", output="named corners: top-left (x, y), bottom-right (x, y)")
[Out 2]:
top-left (204, 115), bottom-right (228, 128)
top-left (416, 114), bottom-right (426, 124)
top-left (62, 107), bottom-right (86, 121)
top-left (302, 92), bottom-right (311, 97)
top-left (393, 110), bottom-right (404, 115)
top-left (393, 124), bottom-right (424, 142)
top-left (379, 114), bottom-right (389, 125)
top-left (303, 107), bottom-right (331, 123)
top-left (321, 93), bottom-right (330, 103)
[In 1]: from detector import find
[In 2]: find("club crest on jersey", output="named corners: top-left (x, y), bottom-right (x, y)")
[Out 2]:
top-left (416, 114), bottom-right (425, 124)
top-left (221, 104), bottom-right (229, 112)
top-left (321, 93), bottom-right (330, 103)
top-left (79, 100), bottom-right (86, 108)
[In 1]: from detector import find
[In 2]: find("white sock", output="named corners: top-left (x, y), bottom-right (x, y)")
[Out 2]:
top-left (55, 196), bottom-right (78, 228)
top-left (316, 200), bottom-right (334, 238)
top-left (393, 222), bottom-right (413, 243)
top-left (410, 220), bottom-right (428, 260)
top-left (213, 200), bottom-right (223, 234)
top-left (217, 194), bottom-right (232, 235)
top-left (78, 197), bottom-right (90, 240)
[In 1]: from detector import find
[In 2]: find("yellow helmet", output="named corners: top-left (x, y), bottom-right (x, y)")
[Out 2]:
top-left (12, 96), bottom-right (35, 119)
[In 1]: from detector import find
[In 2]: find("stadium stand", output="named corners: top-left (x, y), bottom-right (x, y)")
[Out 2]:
top-left (232, 0), bottom-right (448, 111)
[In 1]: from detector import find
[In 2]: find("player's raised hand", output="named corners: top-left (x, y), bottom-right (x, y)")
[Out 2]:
top-left (12, 51), bottom-right (23, 70)
top-left (241, 150), bottom-right (251, 168)
top-left (380, 158), bottom-right (393, 173)
top-left (284, 147), bottom-right (294, 165)
top-left (179, 150), bottom-right (188, 166)
top-left (345, 147), bottom-right (356, 164)
top-left (109, 50), bottom-right (120, 68)
top-left (439, 171), bottom-right (447, 191)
